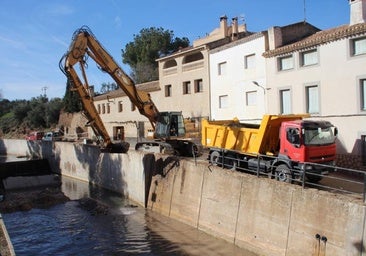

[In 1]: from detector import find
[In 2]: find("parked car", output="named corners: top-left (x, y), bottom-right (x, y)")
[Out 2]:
top-left (43, 131), bottom-right (62, 141)
top-left (26, 131), bottom-right (44, 141)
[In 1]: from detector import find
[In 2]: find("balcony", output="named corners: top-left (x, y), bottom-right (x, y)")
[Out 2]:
top-left (182, 60), bottom-right (204, 72)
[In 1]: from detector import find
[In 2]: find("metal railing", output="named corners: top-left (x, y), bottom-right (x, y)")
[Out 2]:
top-left (210, 152), bottom-right (366, 202)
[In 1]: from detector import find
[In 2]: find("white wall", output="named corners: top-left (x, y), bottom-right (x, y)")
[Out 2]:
top-left (209, 34), bottom-right (267, 121)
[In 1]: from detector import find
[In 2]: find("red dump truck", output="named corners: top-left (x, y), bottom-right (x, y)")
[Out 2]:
top-left (201, 114), bottom-right (338, 182)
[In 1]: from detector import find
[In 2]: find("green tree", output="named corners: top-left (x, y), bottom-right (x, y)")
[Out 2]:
top-left (26, 96), bottom-right (48, 128)
top-left (46, 98), bottom-right (63, 125)
top-left (63, 79), bottom-right (81, 113)
top-left (13, 100), bottom-right (29, 123)
top-left (100, 82), bottom-right (118, 94)
top-left (0, 112), bottom-right (17, 134)
top-left (122, 27), bottom-right (189, 83)
top-left (0, 99), bottom-right (12, 117)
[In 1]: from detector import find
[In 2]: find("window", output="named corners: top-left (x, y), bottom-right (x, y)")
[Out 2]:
top-left (361, 79), bottom-right (366, 111)
top-left (306, 85), bottom-right (319, 114)
top-left (118, 101), bottom-right (123, 112)
top-left (218, 62), bottom-right (227, 76)
top-left (244, 54), bottom-right (256, 69)
top-left (183, 81), bottom-right (191, 94)
top-left (280, 89), bottom-right (291, 114)
top-left (165, 85), bottom-right (172, 97)
top-left (246, 91), bottom-right (257, 106)
top-left (286, 128), bottom-right (300, 145)
top-left (102, 104), bottom-right (106, 114)
top-left (351, 37), bottom-right (366, 56)
top-left (107, 103), bottom-right (110, 114)
top-left (219, 95), bottom-right (228, 109)
top-left (300, 49), bottom-right (318, 66)
top-left (131, 102), bottom-right (136, 111)
top-left (97, 104), bottom-right (101, 114)
top-left (278, 55), bottom-right (294, 71)
top-left (194, 79), bottom-right (203, 93)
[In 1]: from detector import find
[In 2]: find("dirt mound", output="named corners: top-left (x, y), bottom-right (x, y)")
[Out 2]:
top-left (0, 187), bottom-right (70, 213)
top-left (78, 197), bottom-right (109, 215)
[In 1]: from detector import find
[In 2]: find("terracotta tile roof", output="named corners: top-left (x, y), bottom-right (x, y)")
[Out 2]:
top-left (94, 80), bottom-right (160, 101)
top-left (263, 22), bottom-right (366, 58)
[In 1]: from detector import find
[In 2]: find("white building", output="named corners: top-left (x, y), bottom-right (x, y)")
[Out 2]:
top-left (263, 0), bottom-right (366, 169)
top-left (209, 32), bottom-right (267, 121)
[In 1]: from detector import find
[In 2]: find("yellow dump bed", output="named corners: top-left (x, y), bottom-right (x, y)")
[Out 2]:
top-left (201, 114), bottom-right (308, 156)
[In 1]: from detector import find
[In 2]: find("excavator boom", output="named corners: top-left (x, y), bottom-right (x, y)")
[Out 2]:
top-left (60, 26), bottom-right (200, 156)
top-left (61, 26), bottom-right (159, 126)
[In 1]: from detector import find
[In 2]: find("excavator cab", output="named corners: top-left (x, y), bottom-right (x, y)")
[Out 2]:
top-left (154, 112), bottom-right (185, 139)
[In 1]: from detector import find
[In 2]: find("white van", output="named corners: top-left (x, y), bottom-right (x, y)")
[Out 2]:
top-left (43, 132), bottom-right (62, 141)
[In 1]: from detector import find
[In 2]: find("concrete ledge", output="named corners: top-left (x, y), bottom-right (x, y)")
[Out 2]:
top-left (0, 214), bottom-right (15, 256)
top-left (3, 174), bottom-right (61, 190)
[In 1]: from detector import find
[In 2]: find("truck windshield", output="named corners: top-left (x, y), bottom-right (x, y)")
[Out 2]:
top-left (303, 126), bottom-right (336, 146)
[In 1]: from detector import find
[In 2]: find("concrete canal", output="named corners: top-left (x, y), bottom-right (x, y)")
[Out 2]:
top-left (2, 176), bottom-right (257, 256)
top-left (1, 139), bottom-right (366, 255)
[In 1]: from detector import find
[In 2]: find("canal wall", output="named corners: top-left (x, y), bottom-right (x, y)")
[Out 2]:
top-left (1, 139), bottom-right (365, 256)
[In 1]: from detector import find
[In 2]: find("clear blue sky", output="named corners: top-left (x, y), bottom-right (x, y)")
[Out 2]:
top-left (0, 0), bottom-right (350, 101)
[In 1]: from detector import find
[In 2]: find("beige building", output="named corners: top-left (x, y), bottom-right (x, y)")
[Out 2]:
top-left (89, 16), bottom-right (250, 141)
top-left (263, 0), bottom-right (366, 169)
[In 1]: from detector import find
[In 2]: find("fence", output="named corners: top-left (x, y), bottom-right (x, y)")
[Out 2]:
top-left (208, 151), bottom-right (366, 202)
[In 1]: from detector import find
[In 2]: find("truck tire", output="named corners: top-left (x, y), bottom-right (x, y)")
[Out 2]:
top-left (275, 164), bottom-right (292, 183)
top-left (209, 151), bottom-right (221, 166)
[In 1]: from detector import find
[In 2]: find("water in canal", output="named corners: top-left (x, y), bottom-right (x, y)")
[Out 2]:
top-left (2, 176), bottom-right (257, 256)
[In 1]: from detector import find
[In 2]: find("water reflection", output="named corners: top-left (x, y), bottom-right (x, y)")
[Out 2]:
top-left (3, 176), bottom-right (257, 256)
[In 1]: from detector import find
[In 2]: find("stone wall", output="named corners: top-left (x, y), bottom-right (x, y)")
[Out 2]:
top-left (337, 153), bottom-right (366, 171)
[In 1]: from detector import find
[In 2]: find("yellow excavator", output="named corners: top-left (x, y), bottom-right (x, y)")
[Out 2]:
top-left (59, 26), bottom-right (199, 156)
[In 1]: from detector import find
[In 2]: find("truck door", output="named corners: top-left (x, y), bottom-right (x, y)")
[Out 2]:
top-left (281, 127), bottom-right (304, 162)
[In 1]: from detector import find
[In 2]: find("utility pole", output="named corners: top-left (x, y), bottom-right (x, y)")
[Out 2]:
top-left (41, 86), bottom-right (48, 98)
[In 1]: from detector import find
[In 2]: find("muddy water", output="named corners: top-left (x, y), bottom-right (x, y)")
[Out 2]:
top-left (3, 176), bottom-right (258, 256)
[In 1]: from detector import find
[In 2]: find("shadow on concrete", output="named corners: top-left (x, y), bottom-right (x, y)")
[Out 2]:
top-left (155, 156), bottom-right (180, 177)
top-left (72, 144), bottom-right (126, 199)
top-left (353, 240), bottom-right (365, 254)
top-left (143, 154), bottom-right (180, 207)
top-left (0, 139), bottom-right (6, 155)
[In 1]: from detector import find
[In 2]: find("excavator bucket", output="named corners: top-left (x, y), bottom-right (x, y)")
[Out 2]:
top-left (101, 142), bottom-right (130, 153)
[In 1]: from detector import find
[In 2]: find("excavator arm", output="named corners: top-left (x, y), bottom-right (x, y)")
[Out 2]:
top-left (60, 26), bottom-right (200, 157)
top-left (60, 26), bottom-right (160, 152)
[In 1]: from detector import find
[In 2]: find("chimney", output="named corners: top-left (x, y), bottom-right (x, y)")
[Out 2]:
top-left (350, 0), bottom-right (366, 25)
top-left (220, 15), bottom-right (228, 37)
top-left (231, 17), bottom-right (239, 40)
top-left (268, 26), bottom-right (283, 50)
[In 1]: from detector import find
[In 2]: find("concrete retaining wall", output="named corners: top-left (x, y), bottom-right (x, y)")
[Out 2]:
top-left (0, 140), bottom-right (148, 206)
top-left (1, 139), bottom-right (366, 255)
top-left (148, 159), bottom-right (366, 256)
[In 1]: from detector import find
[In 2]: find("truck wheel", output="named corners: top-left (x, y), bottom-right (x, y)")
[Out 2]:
top-left (209, 151), bottom-right (221, 166)
top-left (275, 164), bottom-right (292, 183)
top-left (225, 159), bottom-right (238, 171)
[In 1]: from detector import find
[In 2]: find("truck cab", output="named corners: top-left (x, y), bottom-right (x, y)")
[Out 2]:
top-left (280, 120), bottom-right (337, 163)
